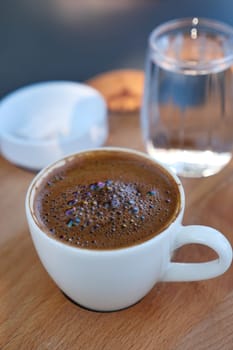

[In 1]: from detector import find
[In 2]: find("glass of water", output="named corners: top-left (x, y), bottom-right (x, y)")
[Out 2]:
top-left (141, 17), bottom-right (233, 177)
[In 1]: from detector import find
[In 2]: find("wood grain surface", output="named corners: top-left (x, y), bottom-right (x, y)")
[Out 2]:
top-left (1, 83), bottom-right (233, 350)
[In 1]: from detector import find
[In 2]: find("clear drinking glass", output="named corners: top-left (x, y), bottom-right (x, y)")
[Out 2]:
top-left (141, 17), bottom-right (233, 177)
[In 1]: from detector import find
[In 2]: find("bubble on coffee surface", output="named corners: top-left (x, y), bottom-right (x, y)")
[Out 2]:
top-left (37, 175), bottom-right (177, 249)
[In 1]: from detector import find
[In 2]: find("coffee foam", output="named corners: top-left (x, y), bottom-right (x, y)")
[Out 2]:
top-left (34, 150), bottom-right (180, 249)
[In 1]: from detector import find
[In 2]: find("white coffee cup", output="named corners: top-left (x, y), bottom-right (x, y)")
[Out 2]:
top-left (25, 147), bottom-right (233, 311)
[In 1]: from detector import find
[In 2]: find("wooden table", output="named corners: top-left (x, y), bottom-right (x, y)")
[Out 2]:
top-left (1, 110), bottom-right (233, 350)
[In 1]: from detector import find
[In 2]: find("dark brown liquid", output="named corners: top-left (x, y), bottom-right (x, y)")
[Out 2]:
top-left (33, 150), bottom-right (180, 249)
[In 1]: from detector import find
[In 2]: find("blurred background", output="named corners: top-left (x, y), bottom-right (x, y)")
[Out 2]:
top-left (1, 0), bottom-right (233, 98)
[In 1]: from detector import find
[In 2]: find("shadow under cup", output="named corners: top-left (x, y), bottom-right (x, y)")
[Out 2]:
top-left (25, 147), bottom-right (232, 312)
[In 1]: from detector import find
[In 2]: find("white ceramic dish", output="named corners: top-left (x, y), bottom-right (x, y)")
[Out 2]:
top-left (0, 81), bottom-right (108, 170)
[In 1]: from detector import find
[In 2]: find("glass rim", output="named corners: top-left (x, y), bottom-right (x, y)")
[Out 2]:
top-left (149, 17), bottom-right (233, 71)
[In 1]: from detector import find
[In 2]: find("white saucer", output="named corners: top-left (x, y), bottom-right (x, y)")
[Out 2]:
top-left (0, 81), bottom-right (108, 170)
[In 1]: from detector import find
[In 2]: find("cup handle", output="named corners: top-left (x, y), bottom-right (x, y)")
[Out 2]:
top-left (162, 225), bottom-right (233, 282)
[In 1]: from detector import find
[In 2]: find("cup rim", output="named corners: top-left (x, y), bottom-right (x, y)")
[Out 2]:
top-left (25, 147), bottom-right (185, 254)
top-left (149, 17), bottom-right (233, 73)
